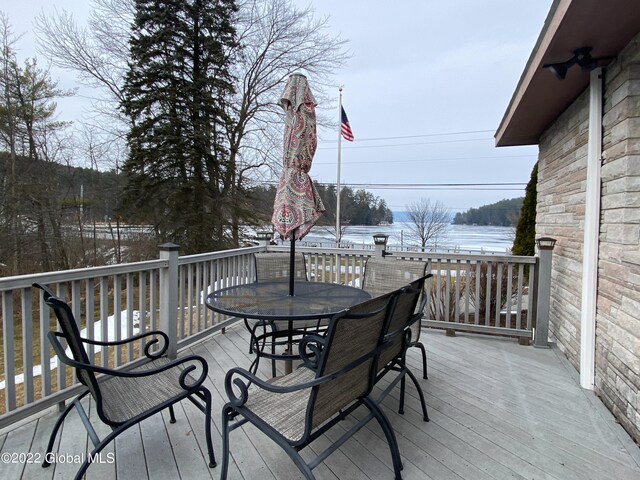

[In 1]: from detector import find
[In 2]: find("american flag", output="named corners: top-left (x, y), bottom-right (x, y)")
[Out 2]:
top-left (341, 106), bottom-right (354, 142)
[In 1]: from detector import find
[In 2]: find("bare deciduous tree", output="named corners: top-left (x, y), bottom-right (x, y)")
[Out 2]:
top-left (0, 13), bottom-right (76, 274)
top-left (35, 0), bottom-right (348, 246)
top-left (405, 198), bottom-right (451, 250)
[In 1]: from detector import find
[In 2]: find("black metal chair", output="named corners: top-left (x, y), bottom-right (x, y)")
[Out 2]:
top-left (374, 275), bottom-right (431, 421)
top-left (220, 288), bottom-right (414, 480)
top-left (249, 252), bottom-right (319, 376)
top-left (362, 257), bottom-right (431, 379)
top-left (33, 283), bottom-right (216, 480)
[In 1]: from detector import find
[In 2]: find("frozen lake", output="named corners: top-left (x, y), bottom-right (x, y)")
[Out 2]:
top-left (286, 223), bottom-right (515, 254)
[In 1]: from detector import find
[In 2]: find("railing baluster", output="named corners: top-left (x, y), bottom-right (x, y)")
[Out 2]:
top-left (445, 259), bottom-right (451, 322)
top-left (179, 266), bottom-right (185, 340)
top-left (139, 271), bottom-right (148, 353)
top-left (528, 262), bottom-right (536, 331)
top-left (85, 279), bottom-right (95, 365)
top-left (3, 291), bottom-right (16, 412)
top-left (485, 262), bottom-right (492, 326)
top-left (464, 259), bottom-right (471, 324)
top-left (506, 263), bottom-right (514, 330)
top-left (100, 277), bottom-right (109, 368)
top-left (435, 259), bottom-right (442, 320)
top-left (454, 260), bottom-right (461, 321)
top-left (516, 264), bottom-right (524, 329)
top-left (474, 260), bottom-right (480, 325)
top-left (495, 263), bottom-right (503, 328)
top-left (187, 264), bottom-right (194, 337)
top-left (126, 273), bottom-right (135, 362)
top-left (22, 288), bottom-right (34, 405)
top-left (39, 292), bottom-right (51, 398)
top-left (113, 274), bottom-right (123, 366)
top-left (203, 260), bottom-right (210, 329)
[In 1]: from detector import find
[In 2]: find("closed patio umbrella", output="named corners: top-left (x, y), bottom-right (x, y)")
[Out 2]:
top-left (272, 74), bottom-right (325, 295)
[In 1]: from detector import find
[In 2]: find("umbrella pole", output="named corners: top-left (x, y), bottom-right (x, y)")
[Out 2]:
top-left (289, 232), bottom-right (296, 296)
top-left (286, 231), bottom-right (296, 375)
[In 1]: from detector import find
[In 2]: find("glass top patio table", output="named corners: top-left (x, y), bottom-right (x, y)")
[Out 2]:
top-left (205, 280), bottom-right (370, 321)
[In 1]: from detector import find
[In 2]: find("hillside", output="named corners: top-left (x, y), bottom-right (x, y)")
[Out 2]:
top-left (452, 197), bottom-right (523, 226)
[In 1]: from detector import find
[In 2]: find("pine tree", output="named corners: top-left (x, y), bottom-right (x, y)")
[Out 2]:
top-left (512, 162), bottom-right (538, 256)
top-left (121, 0), bottom-right (238, 253)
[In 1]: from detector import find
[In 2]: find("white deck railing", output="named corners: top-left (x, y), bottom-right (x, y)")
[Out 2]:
top-left (0, 243), bottom-right (539, 428)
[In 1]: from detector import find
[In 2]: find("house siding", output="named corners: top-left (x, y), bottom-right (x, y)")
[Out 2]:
top-left (538, 90), bottom-right (589, 372)
top-left (537, 32), bottom-right (640, 444)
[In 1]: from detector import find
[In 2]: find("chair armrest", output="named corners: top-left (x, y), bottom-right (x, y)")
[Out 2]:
top-left (48, 332), bottom-right (208, 391)
top-left (224, 336), bottom-right (393, 408)
top-left (298, 334), bottom-right (326, 370)
top-left (79, 330), bottom-right (169, 359)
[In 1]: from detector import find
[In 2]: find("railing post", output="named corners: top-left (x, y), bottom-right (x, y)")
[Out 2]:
top-left (159, 243), bottom-right (179, 359)
top-left (373, 234), bottom-right (388, 258)
top-left (256, 231), bottom-right (272, 250)
top-left (534, 237), bottom-right (556, 348)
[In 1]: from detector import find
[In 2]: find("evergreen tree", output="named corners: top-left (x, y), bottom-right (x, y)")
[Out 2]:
top-left (453, 197), bottom-right (523, 226)
top-left (512, 162), bottom-right (537, 256)
top-left (121, 0), bottom-right (238, 253)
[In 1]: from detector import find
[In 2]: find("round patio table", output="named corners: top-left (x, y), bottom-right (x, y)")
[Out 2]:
top-left (205, 281), bottom-right (370, 375)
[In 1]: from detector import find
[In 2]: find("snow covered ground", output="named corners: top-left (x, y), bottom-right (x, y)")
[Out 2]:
top-left (0, 310), bottom-right (144, 390)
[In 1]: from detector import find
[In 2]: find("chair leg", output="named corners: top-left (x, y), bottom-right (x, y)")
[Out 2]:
top-left (169, 405), bottom-right (176, 423)
top-left (271, 327), bottom-right (277, 378)
top-left (399, 374), bottom-right (406, 415)
top-left (363, 396), bottom-right (403, 479)
top-left (201, 389), bottom-right (217, 468)
top-left (245, 318), bottom-right (255, 353)
top-left (220, 406), bottom-right (233, 480)
top-left (42, 393), bottom-right (89, 468)
top-left (414, 342), bottom-right (428, 379)
top-left (405, 368), bottom-right (429, 422)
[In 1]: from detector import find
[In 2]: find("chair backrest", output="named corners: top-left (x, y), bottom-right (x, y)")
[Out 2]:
top-left (33, 283), bottom-right (101, 401)
top-left (307, 291), bottom-right (397, 431)
top-left (377, 277), bottom-right (425, 372)
top-left (362, 258), bottom-right (427, 298)
top-left (254, 252), bottom-right (307, 282)
top-left (362, 258), bottom-right (429, 341)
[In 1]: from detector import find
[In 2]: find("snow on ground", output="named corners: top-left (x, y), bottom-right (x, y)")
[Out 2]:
top-left (0, 310), bottom-right (143, 390)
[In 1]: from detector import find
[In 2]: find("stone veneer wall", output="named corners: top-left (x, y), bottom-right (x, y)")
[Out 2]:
top-left (537, 32), bottom-right (640, 444)
top-left (537, 88), bottom-right (589, 370)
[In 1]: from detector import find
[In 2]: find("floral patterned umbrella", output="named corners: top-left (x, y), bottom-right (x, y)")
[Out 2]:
top-left (272, 74), bottom-right (325, 241)
top-left (271, 74), bottom-right (325, 295)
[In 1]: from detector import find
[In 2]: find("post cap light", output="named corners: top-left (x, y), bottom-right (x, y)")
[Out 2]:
top-left (373, 234), bottom-right (388, 246)
top-left (256, 231), bottom-right (272, 241)
top-left (536, 237), bottom-right (557, 250)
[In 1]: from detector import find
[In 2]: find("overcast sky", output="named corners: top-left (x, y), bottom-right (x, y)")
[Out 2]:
top-left (4, 0), bottom-right (553, 213)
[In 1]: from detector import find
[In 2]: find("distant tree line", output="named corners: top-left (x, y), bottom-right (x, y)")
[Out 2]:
top-left (453, 198), bottom-right (523, 226)
top-left (0, 150), bottom-right (393, 274)
top-left (249, 183), bottom-right (394, 227)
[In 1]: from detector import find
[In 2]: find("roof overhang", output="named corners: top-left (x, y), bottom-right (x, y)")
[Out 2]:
top-left (495, 0), bottom-right (640, 147)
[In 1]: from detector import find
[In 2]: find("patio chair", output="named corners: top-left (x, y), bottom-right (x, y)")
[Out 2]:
top-left (33, 283), bottom-right (216, 480)
top-left (362, 257), bottom-right (431, 379)
top-left (254, 251), bottom-right (308, 282)
top-left (220, 288), bottom-right (412, 480)
top-left (250, 252), bottom-right (316, 376)
top-left (374, 275), bottom-right (431, 421)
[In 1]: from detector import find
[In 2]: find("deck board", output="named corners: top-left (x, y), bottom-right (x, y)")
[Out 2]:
top-left (1, 325), bottom-right (639, 480)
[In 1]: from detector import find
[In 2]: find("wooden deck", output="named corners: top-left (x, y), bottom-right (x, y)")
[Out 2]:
top-left (1, 325), bottom-right (639, 480)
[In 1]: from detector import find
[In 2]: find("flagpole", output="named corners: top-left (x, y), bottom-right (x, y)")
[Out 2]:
top-left (336, 87), bottom-right (343, 247)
